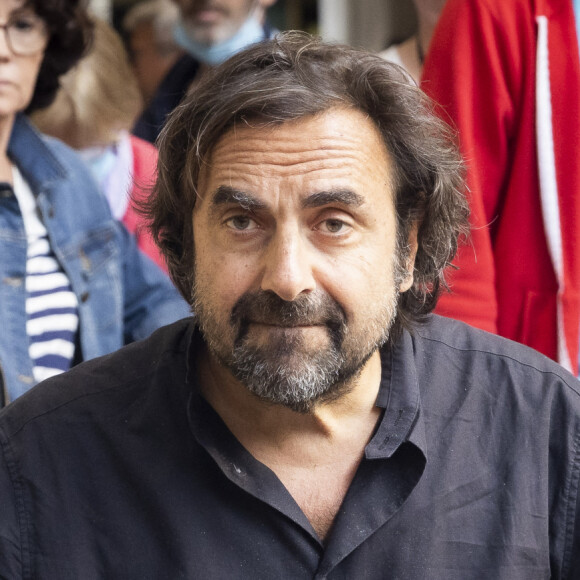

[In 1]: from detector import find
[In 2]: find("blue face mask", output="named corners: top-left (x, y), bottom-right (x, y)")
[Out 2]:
top-left (78, 145), bottom-right (117, 191)
top-left (173, 15), bottom-right (265, 66)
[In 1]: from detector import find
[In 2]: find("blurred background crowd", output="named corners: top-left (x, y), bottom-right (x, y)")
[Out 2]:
top-left (2, 0), bottom-right (579, 406)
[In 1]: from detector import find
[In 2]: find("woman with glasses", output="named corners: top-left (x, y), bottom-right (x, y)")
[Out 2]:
top-left (0, 0), bottom-right (189, 405)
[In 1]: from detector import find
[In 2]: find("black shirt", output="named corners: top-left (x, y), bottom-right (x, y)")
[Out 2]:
top-left (1, 315), bottom-right (579, 579)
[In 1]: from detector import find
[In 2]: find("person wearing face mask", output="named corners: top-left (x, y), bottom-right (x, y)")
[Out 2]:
top-left (133, 0), bottom-right (277, 144)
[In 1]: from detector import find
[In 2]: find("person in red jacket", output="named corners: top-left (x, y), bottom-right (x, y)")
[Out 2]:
top-left (422, 0), bottom-right (580, 374)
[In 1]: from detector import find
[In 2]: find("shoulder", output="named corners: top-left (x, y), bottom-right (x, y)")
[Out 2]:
top-left (42, 135), bottom-right (103, 187)
top-left (410, 316), bottom-right (580, 463)
top-left (11, 117), bottom-right (93, 182)
top-left (416, 314), bottom-right (574, 376)
top-left (415, 315), bottom-right (580, 397)
top-left (38, 133), bottom-right (82, 166)
top-left (9, 118), bottom-right (110, 219)
top-left (0, 318), bottom-right (193, 440)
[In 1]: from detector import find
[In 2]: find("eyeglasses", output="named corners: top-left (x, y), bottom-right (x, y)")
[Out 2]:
top-left (0, 13), bottom-right (48, 56)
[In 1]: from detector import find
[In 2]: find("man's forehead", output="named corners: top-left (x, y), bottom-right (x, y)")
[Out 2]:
top-left (195, 108), bottom-right (395, 206)
top-left (205, 108), bottom-right (390, 167)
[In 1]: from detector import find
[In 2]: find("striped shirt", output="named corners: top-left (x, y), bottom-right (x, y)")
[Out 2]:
top-left (12, 165), bottom-right (79, 383)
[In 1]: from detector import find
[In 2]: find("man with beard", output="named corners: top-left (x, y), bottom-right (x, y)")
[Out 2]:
top-left (133, 0), bottom-right (277, 143)
top-left (1, 33), bottom-right (580, 579)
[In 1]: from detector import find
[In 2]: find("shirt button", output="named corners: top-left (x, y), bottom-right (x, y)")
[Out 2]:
top-left (80, 291), bottom-right (90, 303)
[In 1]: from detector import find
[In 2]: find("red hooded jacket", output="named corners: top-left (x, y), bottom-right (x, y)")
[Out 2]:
top-left (423, 0), bottom-right (580, 373)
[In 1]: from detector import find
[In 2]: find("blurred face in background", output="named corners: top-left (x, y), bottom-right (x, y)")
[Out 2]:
top-left (129, 19), bottom-right (183, 102)
top-left (173, 0), bottom-right (263, 45)
top-left (0, 0), bottom-right (48, 121)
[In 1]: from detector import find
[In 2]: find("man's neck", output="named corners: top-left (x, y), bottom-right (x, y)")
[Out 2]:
top-left (196, 348), bottom-right (384, 540)
top-left (197, 348), bottom-right (383, 443)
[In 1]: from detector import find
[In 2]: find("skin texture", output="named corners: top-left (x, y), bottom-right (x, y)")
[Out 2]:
top-left (192, 106), bottom-right (418, 538)
top-left (173, 0), bottom-right (274, 45)
top-left (193, 106), bottom-right (417, 409)
top-left (0, 0), bottom-right (46, 179)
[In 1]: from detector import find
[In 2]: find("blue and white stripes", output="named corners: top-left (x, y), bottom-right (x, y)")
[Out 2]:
top-left (12, 165), bottom-right (79, 383)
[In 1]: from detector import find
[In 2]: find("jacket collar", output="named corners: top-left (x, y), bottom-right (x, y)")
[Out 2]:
top-left (8, 114), bottom-right (67, 193)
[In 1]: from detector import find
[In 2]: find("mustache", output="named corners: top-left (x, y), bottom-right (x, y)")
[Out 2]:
top-left (230, 290), bottom-right (347, 330)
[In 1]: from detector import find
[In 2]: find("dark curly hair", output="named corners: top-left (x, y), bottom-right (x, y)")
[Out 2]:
top-left (143, 31), bottom-right (469, 337)
top-left (26, 0), bottom-right (93, 113)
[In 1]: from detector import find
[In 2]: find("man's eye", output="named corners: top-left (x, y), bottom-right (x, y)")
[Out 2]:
top-left (321, 219), bottom-right (348, 233)
top-left (225, 215), bottom-right (255, 231)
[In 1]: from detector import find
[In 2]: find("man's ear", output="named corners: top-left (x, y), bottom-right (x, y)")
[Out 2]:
top-left (399, 221), bottom-right (419, 293)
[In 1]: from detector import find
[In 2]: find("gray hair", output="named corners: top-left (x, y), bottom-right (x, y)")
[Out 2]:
top-left (141, 31), bottom-right (469, 337)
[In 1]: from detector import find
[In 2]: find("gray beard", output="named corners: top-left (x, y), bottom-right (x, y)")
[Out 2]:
top-left (228, 324), bottom-right (349, 413)
top-left (194, 287), bottom-right (400, 414)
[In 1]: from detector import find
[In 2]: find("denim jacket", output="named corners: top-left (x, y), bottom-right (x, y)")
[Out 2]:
top-left (0, 115), bottom-right (190, 405)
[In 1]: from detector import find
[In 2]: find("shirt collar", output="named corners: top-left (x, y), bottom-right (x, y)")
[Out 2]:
top-left (366, 328), bottom-right (426, 460)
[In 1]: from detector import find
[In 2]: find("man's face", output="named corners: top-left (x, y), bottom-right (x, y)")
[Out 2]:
top-left (173, 0), bottom-right (259, 45)
top-left (192, 107), bottom-right (418, 412)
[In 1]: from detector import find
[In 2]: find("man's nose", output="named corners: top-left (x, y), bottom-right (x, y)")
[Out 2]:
top-left (260, 229), bottom-right (316, 302)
